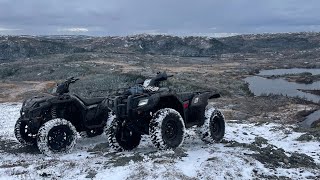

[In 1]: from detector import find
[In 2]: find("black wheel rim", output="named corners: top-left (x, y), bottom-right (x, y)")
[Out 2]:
top-left (163, 119), bottom-right (179, 140)
top-left (20, 122), bottom-right (36, 142)
top-left (48, 125), bottom-right (73, 151)
top-left (211, 116), bottom-right (221, 135)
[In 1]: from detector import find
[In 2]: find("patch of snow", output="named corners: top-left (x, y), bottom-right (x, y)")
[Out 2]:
top-left (226, 122), bottom-right (320, 164)
top-left (0, 103), bottom-right (319, 179)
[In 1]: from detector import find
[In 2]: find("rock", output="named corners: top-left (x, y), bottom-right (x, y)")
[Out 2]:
top-left (296, 134), bottom-right (314, 141)
top-left (253, 136), bottom-right (268, 147)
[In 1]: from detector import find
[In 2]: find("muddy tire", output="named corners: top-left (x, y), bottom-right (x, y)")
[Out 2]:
top-left (80, 128), bottom-right (104, 138)
top-left (37, 118), bottom-right (77, 156)
top-left (198, 107), bottom-right (225, 143)
top-left (107, 117), bottom-right (141, 152)
top-left (14, 118), bottom-right (37, 146)
top-left (149, 108), bottom-right (185, 150)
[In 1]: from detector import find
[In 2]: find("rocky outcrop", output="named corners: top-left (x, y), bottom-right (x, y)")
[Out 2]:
top-left (0, 36), bottom-right (86, 60)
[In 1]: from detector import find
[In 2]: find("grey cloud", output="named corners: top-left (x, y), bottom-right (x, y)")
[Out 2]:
top-left (0, 0), bottom-right (320, 36)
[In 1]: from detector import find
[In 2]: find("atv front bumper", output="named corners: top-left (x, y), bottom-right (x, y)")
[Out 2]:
top-left (107, 95), bottom-right (154, 120)
top-left (18, 117), bottom-right (42, 134)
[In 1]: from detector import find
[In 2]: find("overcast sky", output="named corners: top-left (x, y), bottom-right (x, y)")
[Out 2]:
top-left (0, 0), bottom-right (320, 37)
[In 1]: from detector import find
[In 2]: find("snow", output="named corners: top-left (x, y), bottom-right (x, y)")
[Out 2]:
top-left (226, 122), bottom-right (320, 164)
top-left (0, 103), bottom-right (319, 179)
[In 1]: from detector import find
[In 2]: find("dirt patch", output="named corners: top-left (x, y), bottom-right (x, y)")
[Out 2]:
top-left (216, 96), bottom-right (318, 124)
top-left (0, 81), bottom-right (55, 102)
top-left (104, 153), bottom-right (144, 167)
top-left (85, 59), bottom-right (241, 75)
top-left (294, 127), bottom-right (320, 142)
top-left (250, 146), bottom-right (317, 169)
top-left (0, 137), bottom-right (40, 154)
top-left (223, 137), bottom-right (318, 169)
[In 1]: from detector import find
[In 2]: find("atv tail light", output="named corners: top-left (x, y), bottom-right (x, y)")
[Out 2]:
top-left (138, 99), bottom-right (149, 107)
top-left (183, 102), bottom-right (189, 109)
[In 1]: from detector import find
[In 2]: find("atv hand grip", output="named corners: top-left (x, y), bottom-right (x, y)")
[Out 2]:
top-left (69, 78), bottom-right (79, 83)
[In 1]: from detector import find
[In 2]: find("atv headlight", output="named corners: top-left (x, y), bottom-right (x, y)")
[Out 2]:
top-left (138, 99), bottom-right (149, 107)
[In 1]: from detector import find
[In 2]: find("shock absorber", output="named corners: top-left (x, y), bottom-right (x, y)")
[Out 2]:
top-left (51, 107), bottom-right (57, 119)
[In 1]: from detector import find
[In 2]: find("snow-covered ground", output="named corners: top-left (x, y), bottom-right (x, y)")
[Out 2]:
top-left (0, 103), bottom-right (319, 180)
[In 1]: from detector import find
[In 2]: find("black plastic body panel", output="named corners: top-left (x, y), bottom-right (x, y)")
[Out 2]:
top-left (19, 94), bottom-right (109, 133)
top-left (106, 87), bottom-right (221, 134)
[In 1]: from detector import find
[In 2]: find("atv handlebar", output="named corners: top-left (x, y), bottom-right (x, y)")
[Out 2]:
top-left (66, 77), bottom-right (79, 84)
top-left (55, 77), bottom-right (79, 95)
top-left (149, 72), bottom-right (173, 86)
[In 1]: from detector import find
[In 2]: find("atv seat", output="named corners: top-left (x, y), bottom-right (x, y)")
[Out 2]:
top-left (74, 95), bottom-right (105, 106)
top-left (178, 92), bottom-right (195, 102)
top-left (159, 87), bottom-right (169, 92)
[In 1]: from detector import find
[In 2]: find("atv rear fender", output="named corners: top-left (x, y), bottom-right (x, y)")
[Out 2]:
top-left (190, 92), bottom-right (220, 107)
top-left (186, 92), bottom-right (220, 127)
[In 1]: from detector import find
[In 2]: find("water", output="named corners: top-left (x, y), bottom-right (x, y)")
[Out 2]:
top-left (245, 68), bottom-right (320, 127)
top-left (258, 68), bottom-right (320, 76)
top-left (244, 76), bottom-right (320, 103)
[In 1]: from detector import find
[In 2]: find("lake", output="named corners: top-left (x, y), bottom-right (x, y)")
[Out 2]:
top-left (244, 68), bottom-right (320, 127)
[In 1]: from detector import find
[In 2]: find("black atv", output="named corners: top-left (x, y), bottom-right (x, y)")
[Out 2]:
top-left (14, 77), bottom-right (110, 155)
top-left (106, 72), bottom-right (225, 151)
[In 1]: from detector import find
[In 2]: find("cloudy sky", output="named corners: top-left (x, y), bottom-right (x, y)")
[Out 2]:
top-left (0, 0), bottom-right (319, 36)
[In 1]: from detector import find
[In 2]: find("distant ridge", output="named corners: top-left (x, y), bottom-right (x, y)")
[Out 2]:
top-left (1, 32), bottom-right (320, 60)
